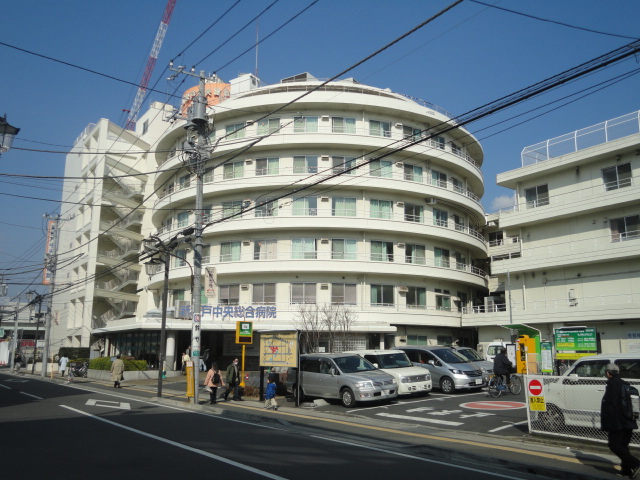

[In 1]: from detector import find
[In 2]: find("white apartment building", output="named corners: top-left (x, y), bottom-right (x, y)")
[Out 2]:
top-left (465, 111), bottom-right (640, 355)
top-left (53, 73), bottom-right (489, 369)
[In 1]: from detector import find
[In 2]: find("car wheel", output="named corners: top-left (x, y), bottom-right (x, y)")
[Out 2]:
top-left (440, 377), bottom-right (455, 394)
top-left (292, 384), bottom-right (305, 403)
top-left (537, 405), bottom-right (565, 431)
top-left (340, 387), bottom-right (357, 408)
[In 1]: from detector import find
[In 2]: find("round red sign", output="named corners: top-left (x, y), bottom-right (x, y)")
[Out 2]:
top-left (528, 379), bottom-right (543, 396)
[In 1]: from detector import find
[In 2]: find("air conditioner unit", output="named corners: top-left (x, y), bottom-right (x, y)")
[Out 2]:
top-left (427, 198), bottom-right (437, 204)
top-left (320, 196), bottom-right (329, 201)
top-left (245, 159), bottom-right (253, 164)
top-left (321, 115), bottom-right (330, 120)
top-left (487, 221), bottom-right (496, 227)
top-left (395, 161), bottom-right (404, 167)
top-left (395, 123), bottom-right (403, 128)
top-left (242, 240), bottom-right (251, 246)
top-left (397, 243), bottom-right (405, 248)
top-left (245, 120), bottom-right (254, 125)
top-left (320, 238), bottom-right (329, 244)
top-left (321, 156), bottom-right (330, 161)
top-left (398, 286), bottom-right (408, 293)
top-left (320, 283), bottom-right (329, 289)
top-left (396, 201), bottom-right (404, 207)
top-left (241, 284), bottom-right (250, 290)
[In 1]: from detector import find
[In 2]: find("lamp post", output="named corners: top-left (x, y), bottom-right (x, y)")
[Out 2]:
top-left (0, 114), bottom-right (20, 156)
top-left (26, 291), bottom-right (44, 374)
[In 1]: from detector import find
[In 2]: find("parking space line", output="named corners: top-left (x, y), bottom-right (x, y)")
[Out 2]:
top-left (488, 421), bottom-right (528, 433)
top-left (376, 412), bottom-right (464, 426)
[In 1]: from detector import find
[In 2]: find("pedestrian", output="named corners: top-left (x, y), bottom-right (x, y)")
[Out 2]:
top-left (13, 352), bottom-right (22, 374)
top-left (224, 358), bottom-right (243, 401)
top-left (110, 355), bottom-right (125, 388)
top-left (601, 363), bottom-right (640, 478)
top-left (264, 376), bottom-right (278, 410)
top-left (181, 351), bottom-right (190, 375)
top-left (204, 362), bottom-right (224, 404)
top-left (59, 354), bottom-right (69, 377)
top-left (493, 347), bottom-right (513, 386)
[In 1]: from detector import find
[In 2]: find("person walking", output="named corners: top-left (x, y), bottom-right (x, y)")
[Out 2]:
top-left (224, 358), bottom-right (243, 401)
top-left (493, 347), bottom-right (513, 386)
top-left (13, 352), bottom-right (22, 374)
top-left (181, 351), bottom-right (190, 375)
top-left (264, 376), bottom-right (279, 410)
top-left (601, 363), bottom-right (640, 478)
top-left (59, 354), bottom-right (69, 377)
top-left (204, 363), bottom-right (224, 404)
top-left (110, 355), bottom-right (125, 388)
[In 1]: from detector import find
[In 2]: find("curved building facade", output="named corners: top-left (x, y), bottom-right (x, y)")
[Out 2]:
top-left (137, 72), bottom-right (488, 362)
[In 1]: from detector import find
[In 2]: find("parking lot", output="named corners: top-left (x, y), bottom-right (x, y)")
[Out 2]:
top-left (297, 388), bottom-right (529, 437)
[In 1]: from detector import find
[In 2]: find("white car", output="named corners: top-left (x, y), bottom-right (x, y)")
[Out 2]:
top-left (343, 349), bottom-right (432, 396)
top-left (533, 353), bottom-right (640, 430)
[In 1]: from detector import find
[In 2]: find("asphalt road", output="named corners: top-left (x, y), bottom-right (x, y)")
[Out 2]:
top-left (0, 372), bottom-right (571, 480)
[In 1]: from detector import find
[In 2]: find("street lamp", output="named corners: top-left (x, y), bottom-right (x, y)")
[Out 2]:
top-left (0, 114), bottom-right (20, 156)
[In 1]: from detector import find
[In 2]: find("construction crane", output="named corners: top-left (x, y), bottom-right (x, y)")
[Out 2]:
top-left (124, 0), bottom-right (177, 131)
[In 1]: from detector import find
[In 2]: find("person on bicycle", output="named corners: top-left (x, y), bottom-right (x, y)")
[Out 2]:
top-left (493, 347), bottom-right (513, 386)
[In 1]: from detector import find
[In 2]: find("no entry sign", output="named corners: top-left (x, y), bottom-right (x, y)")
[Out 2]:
top-left (528, 379), bottom-right (543, 396)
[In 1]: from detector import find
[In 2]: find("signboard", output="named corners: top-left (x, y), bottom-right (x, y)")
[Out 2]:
top-left (235, 321), bottom-right (253, 344)
top-left (43, 220), bottom-right (57, 285)
top-left (259, 331), bottom-right (298, 368)
top-left (205, 267), bottom-right (217, 299)
top-left (554, 327), bottom-right (597, 360)
top-left (527, 378), bottom-right (546, 412)
top-left (540, 341), bottom-right (553, 373)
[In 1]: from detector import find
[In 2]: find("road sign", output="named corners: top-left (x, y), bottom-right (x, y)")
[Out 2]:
top-left (528, 379), bottom-right (543, 396)
top-left (235, 321), bottom-right (253, 344)
top-left (460, 401), bottom-right (526, 410)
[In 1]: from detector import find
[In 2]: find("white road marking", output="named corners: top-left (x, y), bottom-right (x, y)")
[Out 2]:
top-left (376, 412), bottom-right (464, 426)
top-left (0, 383), bottom-right (11, 389)
top-left (20, 391), bottom-right (43, 400)
top-left (60, 405), bottom-right (288, 480)
top-left (310, 434), bottom-right (526, 480)
top-left (5, 379), bottom-right (29, 383)
top-left (86, 399), bottom-right (131, 410)
top-left (488, 421), bottom-right (529, 433)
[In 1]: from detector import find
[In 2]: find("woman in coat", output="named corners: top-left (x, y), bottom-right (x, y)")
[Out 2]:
top-left (110, 355), bottom-right (125, 388)
top-left (204, 362), bottom-right (225, 404)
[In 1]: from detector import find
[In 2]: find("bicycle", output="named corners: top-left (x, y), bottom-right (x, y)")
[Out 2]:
top-left (487, 373), bottom-right (522, 397)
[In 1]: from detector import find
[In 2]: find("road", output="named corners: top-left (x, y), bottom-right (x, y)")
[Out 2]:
top-left (0, 372), bottom-right (620, 480)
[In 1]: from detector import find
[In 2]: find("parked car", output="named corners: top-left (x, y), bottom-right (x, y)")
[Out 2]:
top-left (532, 353), bottom-right (640, 431)
top-left (394, 346), bottom-right (485, 393)
top-left (343, 349), bottom-right (432, 396)
top-left (452, 346), bottom-right (494, 382)
top-left (288, 353), bottom-right (398, 407)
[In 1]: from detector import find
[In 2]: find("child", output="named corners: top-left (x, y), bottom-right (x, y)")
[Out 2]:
top-left (264, 377), bottom-right (278, 410)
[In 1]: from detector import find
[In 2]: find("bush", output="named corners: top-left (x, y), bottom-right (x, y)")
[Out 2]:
top-left (88, 357), bottom-right (147, 371)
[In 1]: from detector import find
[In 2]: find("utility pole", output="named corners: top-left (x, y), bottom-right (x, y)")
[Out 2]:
top-left (42, 213), bottom-right (63, 377)
top-left (168, 63), bottom-right (209, 404)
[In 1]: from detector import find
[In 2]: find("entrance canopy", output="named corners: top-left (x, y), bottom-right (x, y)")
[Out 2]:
top-left (497, 323), bottom-right (541, 338)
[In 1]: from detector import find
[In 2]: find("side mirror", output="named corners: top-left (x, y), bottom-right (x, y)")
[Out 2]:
top-left (428, 360), bottom-right (435, 366)
top-left (373, 363), bottom-right (379, 368)
top-left (568, 373), bottom-right (579, 383)
top-left (330, 367), bottom-right (338, 376)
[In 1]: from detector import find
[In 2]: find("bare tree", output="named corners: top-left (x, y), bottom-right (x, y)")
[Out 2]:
top-left (294, 303), bottom-right (359, 353)
top-left (293, 304), bottom-right (322, 353)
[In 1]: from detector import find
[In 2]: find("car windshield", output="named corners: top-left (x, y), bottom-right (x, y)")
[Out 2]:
top-left (433, 348), bottom-right (469, 364)
top-left (377, 352), bottom-right (412, 369)
top-left (456, 348), bottom-right (483, 362)
top-left (334, 356), bottom-right (376, 374)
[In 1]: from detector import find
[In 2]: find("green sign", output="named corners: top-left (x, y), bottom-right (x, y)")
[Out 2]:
top-left (554, 328), bottom-right (597, 351)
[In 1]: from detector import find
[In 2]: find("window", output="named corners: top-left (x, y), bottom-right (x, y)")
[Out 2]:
top-left (332, 239), bottom-right (357, 260)
top-left (174, 249), bottom-right (187, 267)
top-left (219, 285), bottom-right (239, 305)
top-left (433, 208), bottom-right (448, 227)
top-left (452, 177), bottom-right (464, 193)
top-left (610, 215), bottom-right (640, 242)
top-left (222, 201), bottom-right (243, 218)
top-left (253, 283), bottom-right (276, 304)
top-left (178, 174), bottom-right (191, 189)
top-left (435, 288), bottom-right (451, 311)
top-left (453, 214), bottom-right (465, 231)
top-left (404, 164), bottom-right (423, 182)
top-left (432, 170), bottom-right (447, 188)
top-left (293, 155), bottom-right (318, 174)
top-left (406, 286), bottom-right (426, 309)
top-left (226, 123), bottom-right (245, 139)
top-left (455, 252), bottom-right (467, 270)
top-left (404, 203), bottom-right (423, 223)
top-left (332, 197), bottom-right (356, 216)
top-left (488, 231), bottom-right (504, 246)
top-left (332, 156), bottom-right (356, 174)
top-left (256, 157), bottom-right (279, 175)
top-left (603, 163), bottom-right (632, 191)
top-left (293, 196), bottom-right (317, 216)
top-left (451, 142), bottom-right (462, 156)
top-left (371, 284), bottom-right (394, 306)
top-left (370, 159), bottom-right (392, 178)
top-left (432, 136), bottom-right (445, 149)
top-left (172, 289), bottom-right (185, 302)
top-left (223, 161), bottom-right (244, 179)
top-left (203, 167), bottom-right (214, 183)
top-left (455, 291), bottom-right (468, 312)
top-left (371, 240), bottom-right (393, 262)
top-left (407, 334), bottom-right (428, 346)
top-left (403, 125), bottom-right (423, 140)
top-left (291, 283), bottom-right (316, 304)
top-left (255, 198), bottom-right (278, 217)
top-left (369, 120), bottom-right (391, 137)
top-left (525, 184), bottom-right (549, 208)
top-left (292, 238), bottom-right (317, 259)
top-left (142, 120), bottom-right (149, 135)
top-left (332, 117), bottom-right (356, 134)
top-left (257, 118), bottom-right (280, 135)
top-left (254, 239), bottom-right (277, 260)
top-left (332, 283), bottom-right (356, 305)
top-left (294, 116), bottom-right (318, 133)
top-left (177, 211), bottom-right (190, 228)
top-left (434, 247), bottom-right (450, 268)
top-left (405, 244), bottom-right (425, 264)
top-left (220, 241), bottom-right (241, 262)
top-left (370, 199), bottom-right (392, 219)
top-left (201, 245), bottom-right (211, 264)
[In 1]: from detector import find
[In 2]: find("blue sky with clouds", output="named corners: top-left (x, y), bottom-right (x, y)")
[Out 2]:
top-left (1, 0), bottom-right (639, 297)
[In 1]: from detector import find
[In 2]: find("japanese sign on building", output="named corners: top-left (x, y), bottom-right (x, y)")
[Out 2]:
top-left (177, 304), bottom-right (277, 320)
top-left (554, 327), bottom-right (597, 360)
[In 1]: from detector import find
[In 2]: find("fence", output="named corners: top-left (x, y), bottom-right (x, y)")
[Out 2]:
top-left (525, 374), bottom-right (640, 447)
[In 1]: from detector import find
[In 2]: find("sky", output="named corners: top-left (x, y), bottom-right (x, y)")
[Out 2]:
top-left (0, 0), bottom-right (639, 299)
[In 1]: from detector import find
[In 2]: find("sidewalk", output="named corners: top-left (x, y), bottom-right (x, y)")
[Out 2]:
top-left (16, 369), bottom-right (627, 479)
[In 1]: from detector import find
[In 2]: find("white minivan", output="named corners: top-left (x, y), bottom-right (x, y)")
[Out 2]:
top-left (343, 350), bottom-right (432, 396)
top-left (533, 353), bottom-right (640, 430)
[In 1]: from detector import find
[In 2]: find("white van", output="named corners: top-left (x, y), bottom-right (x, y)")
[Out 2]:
top-left (343, 349), bottom-right (432, 396)
top-left (532, 353), bottom-right (640, 430)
